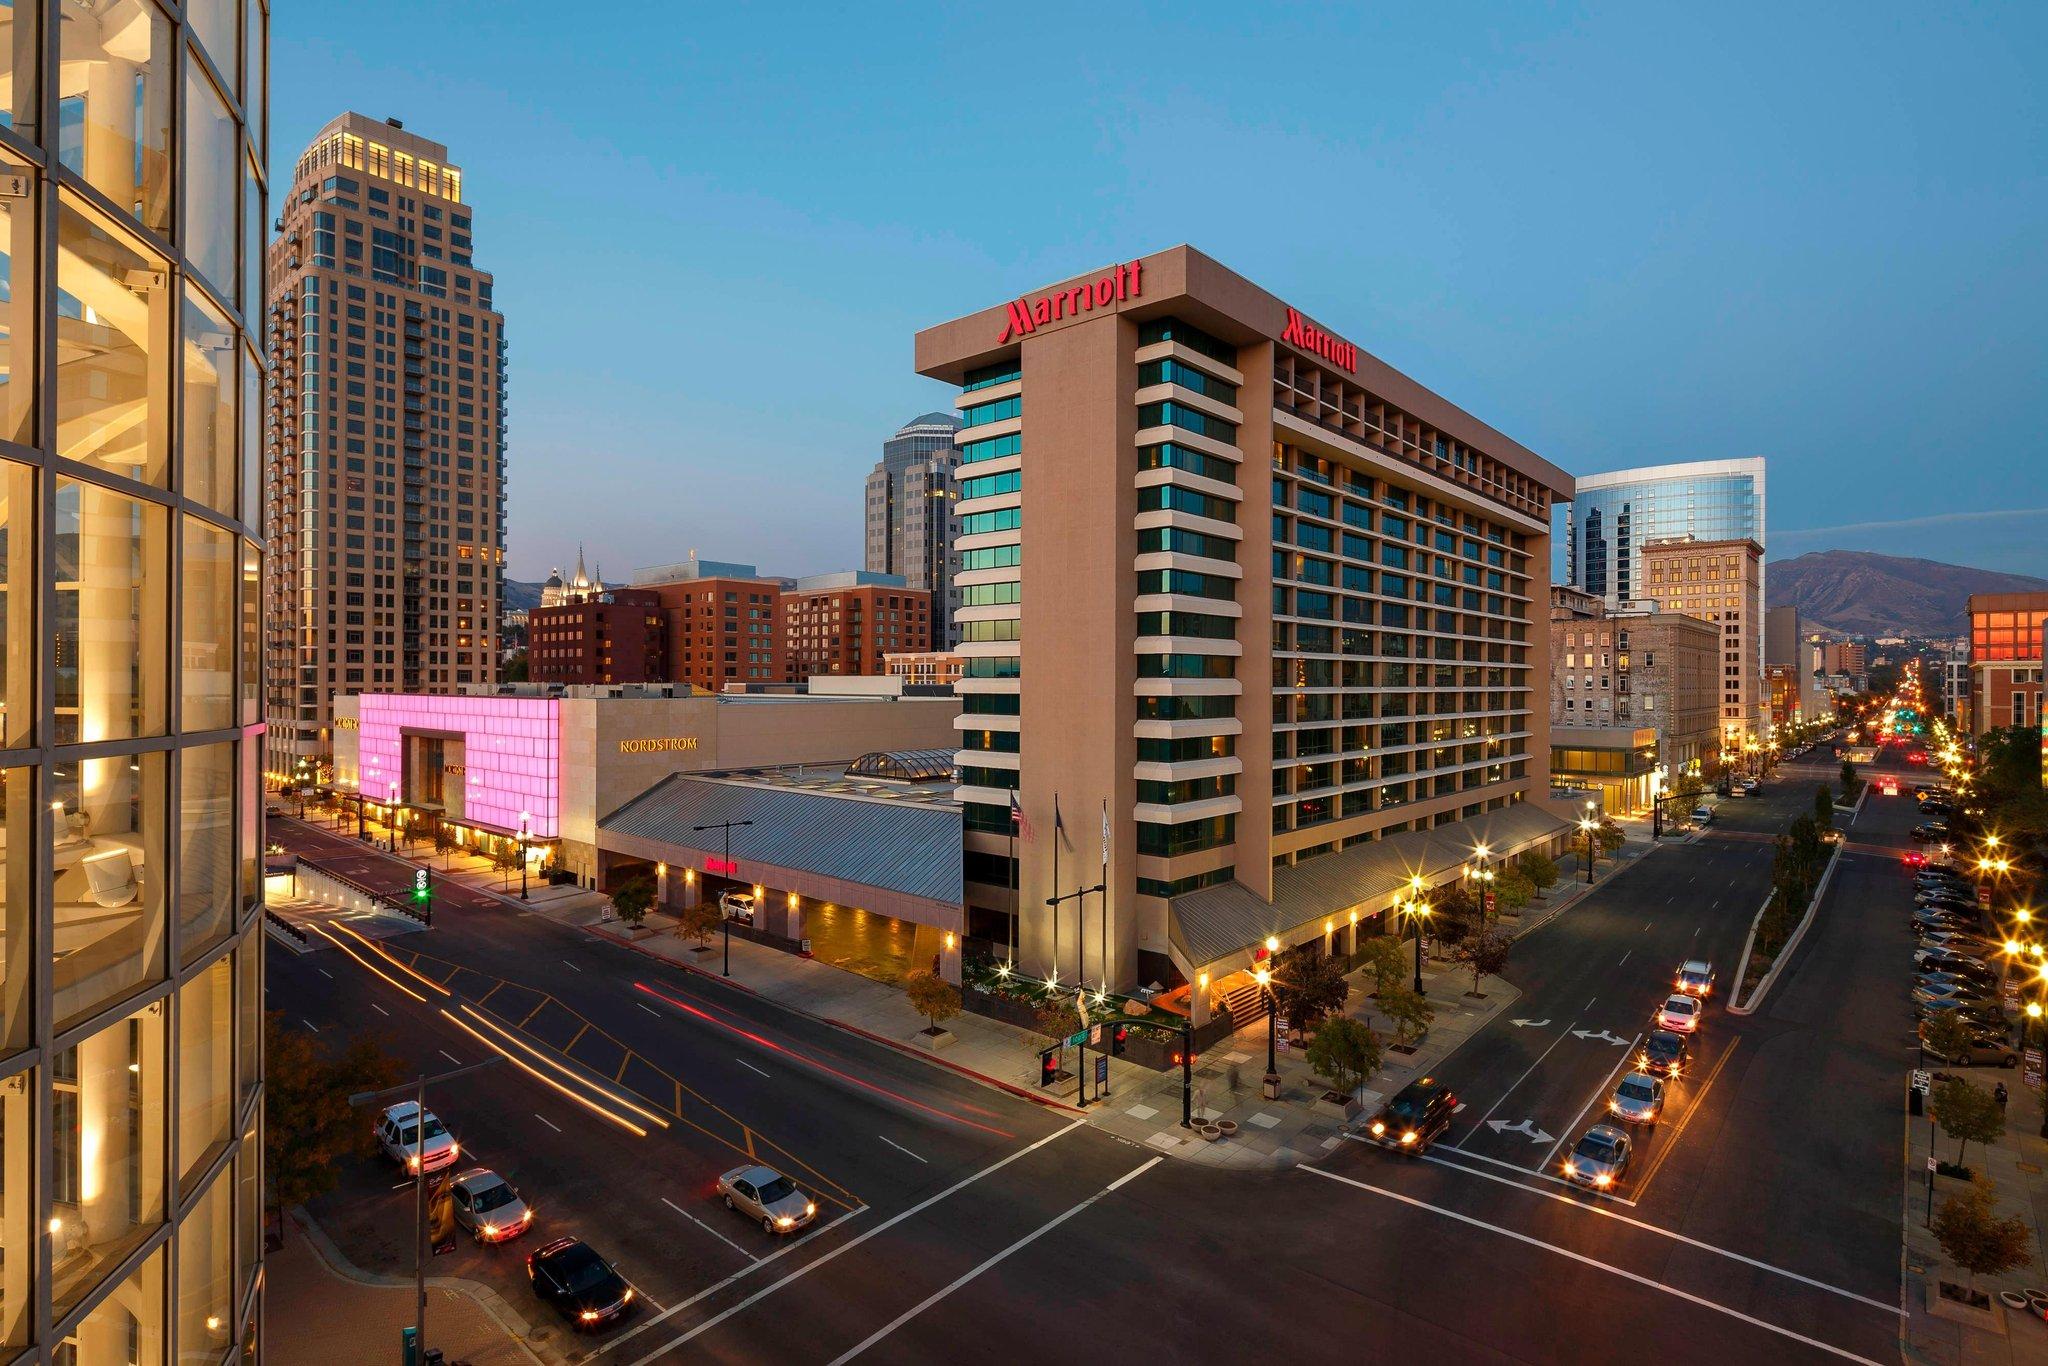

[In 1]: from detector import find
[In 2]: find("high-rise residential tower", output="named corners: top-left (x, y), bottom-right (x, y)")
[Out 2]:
top-left (1561, 458), bottom-right (1766, 608)
top-left (916, 247), bottom-right (1574, 1015)
top-left (264, 113), bottom-right (506, 781)
top-left (864, 412), bottom-right (964, 645)
top-left (0, 1), bottom-right (269, 1359)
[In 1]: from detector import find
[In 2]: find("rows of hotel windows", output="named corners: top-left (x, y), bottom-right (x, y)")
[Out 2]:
top-left (1972, 609), bottom-right (2048, 663)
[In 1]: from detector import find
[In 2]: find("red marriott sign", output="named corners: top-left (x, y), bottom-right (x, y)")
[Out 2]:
top-left (998, 260), bottom-right (1143, 343)
top-left (1281, 307), bottom-right (1357, 373)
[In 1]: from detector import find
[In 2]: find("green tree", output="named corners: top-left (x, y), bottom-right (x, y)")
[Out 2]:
top-left (1377, 985), bottom-right (1434, 1048)
top-left (1517, 850), bottom-right (1559, 893)
top-left (1921, 1011), bottom-right (1977, 1066)
top-left (904, 969), bottom-right (962, 1034)
top-left (1814, 784), bottom-right (1834, 830)
top-left (433, 821), bottom-right (457, 867)
top-left (1306, 1016), bottom-right (1382, 1098)
top-left (1932, 1076), bottom-right (2006, 1171)
top-left (501, 651), bottom-right (529, 683)
top-left (1672, 771), bottom-right (1706, 811)
top-left (611, 877), bottom-right (655, 926)
top-left (1840, 757), bottom-right (1859, 797)
top-left (1596, 819), bottom-right (1626, 855)
top-left (1273, 949), bottom-right (1350, 1032)
top-left (1360, 935), bottom-right (1407, 998)
top-left (1493, 866), bottom-right (1534, 914)
top-left (492, 841), bottom-right (522, 887)
top-left (1030, 998), bottom-right (1083, 1065)
top-left (679, 898), bottom-right (723, 949)
top-left (265, 1013), bottom-right (405, 1213)
top-left (1460, 927), bottom-right (1513, 997)
top-left (1933, 1175), bottom-right (2033, 1291)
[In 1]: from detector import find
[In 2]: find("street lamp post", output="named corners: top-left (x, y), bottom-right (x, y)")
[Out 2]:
top-left (1579, 815), bottom-right (1598, 884)
top-left (1253, 962), bottom-right (1278, 1086)
top-left (694, 819), bottom-right (753, 978)
top-left (387, 782), bottom-right (399, 852)
top-left (518, 811), bottom-right (530, 901)
top-left (1402, 895), bottom-right (1433, 997)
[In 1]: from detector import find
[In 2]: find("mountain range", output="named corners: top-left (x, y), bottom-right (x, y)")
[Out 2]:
top-left (1767, 550), bottom-right (2048, 638)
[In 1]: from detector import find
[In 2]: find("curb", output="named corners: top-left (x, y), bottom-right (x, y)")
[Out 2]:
top-left (581, 924), bottom-right (1090, 1117)
top-left (1728, 842), bottom-right (1844, 1015)
top-left (286, 1207), bottom-right (552, 1365)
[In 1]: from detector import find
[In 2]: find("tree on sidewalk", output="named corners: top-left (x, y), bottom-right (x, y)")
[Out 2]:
top-left (1517, 850), bottom-right (1559, 896)
top-left (1813, 784), bottom-right (1834, 831)
top-left (1306, 1016), bottom-right (1382, 1099)
top-left (1596, 819), bottom-right (1626, 855)
top-left (1921, 1010), bottom-right (1976, 1067)
top-left (1933, 1174), bottom-right (2032, 1294)
top-left (1459, 927), bottom-right (1513, 998)
top-left (265, 1012), bottom-right (404, 1217)
top-left (678, 898), bottom-right (722, 950)
top-left (1377, 985), bottom-right (1434, 1049)
top-left (1360, 935), bottom-right (1407, 998)
top-left (611, 877), bottom-right (655, 927)
top-left (904, 969), bottom-right (962, 1037)
top-left (433, 822), bottom-right (457, 868)
top-left (1493, 866), bottom-right (1535, 915)
top-left (1273, 948), bottom-right (1350, 1032)
top-left (1932, 1075), bottom-right (2005, 1172)
top-left (1840, 757), bottom-right (1860, 798)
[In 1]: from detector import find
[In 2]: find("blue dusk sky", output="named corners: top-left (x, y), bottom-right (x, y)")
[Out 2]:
top-left (269, 2), bottom-right (2048, 583)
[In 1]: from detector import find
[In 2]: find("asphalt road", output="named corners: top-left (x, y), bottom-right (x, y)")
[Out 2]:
top-left (267, 763), bottom-right (1910, 1365)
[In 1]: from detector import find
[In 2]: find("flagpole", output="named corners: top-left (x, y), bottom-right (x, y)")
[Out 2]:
top-left (1100, 799), bottom-right (1109, 992)
top-left (1008, 812), bottom-right (1017, 969)
top-left (1051, 793), bottom-right (1061, 984)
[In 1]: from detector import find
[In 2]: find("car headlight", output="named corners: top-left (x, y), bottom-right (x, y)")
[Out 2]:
top-left (1594, 1173), bottom-right (1613, 1187)
top-left (580, 1310), bottom-right (601, 1322)
top-left (805, 1203), bottom-right (816, 1217)
top-left (777, 1216), bottom-right (793, 1227)
top-left (622, 1287), bottom-right (634, 1303)
top-left (408, 1156), bottom-right (420, 1171)
top-left (1400, 1131), bottom-right (1417, 1145)
top-left (1564, 1160), bottom-right (1577, 1175)
top-left (1371, 1121), bottom-right (1385, 1136)
top-left (482, 1223), bottom-right (497, 1238)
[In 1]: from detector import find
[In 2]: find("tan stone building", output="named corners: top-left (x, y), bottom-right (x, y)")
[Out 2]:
top-left (915, 246), bottom-right (1575, 1013)
top-left (264, 114), bottom-right (506, 781)
top-left (1641, 536), bottom-right (1764, 747)
top-left (1549, 591), bottom-right (1718, 809)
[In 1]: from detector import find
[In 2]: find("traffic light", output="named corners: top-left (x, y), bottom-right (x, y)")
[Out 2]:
top-left (1039, 1047), bottom-right (1058, 1087)
top-left (1110, 1024), bottom-right (1128, 1057)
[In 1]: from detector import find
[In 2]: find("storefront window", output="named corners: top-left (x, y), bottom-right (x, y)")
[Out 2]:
top-left (181, 286), bottom-right (236, 515)
top-left (182, 62), bottom-right (237, 298)
top-left (0, 459), bottom-right (31, 748)
top-left (176, 957), bottom-right (231, 1193)
top-left (177, 741), bottom-right (234, 963)
top-left (63, 1242), bottom-right (166, 1364)
top-left (57, 0), bottom-right (171, 233)
top-left (50, 749), bottom-right (166, 1033)
top-left (0, 1059), bottom-right (29, 1348)
top-left (56, 196), bottom-right (171, 487)
top-left (177, 1172), bottom-right (232, 1361)
top-left (54, 477), bottom-right (169, 743)
top-left (181, 516), bottom-right (235, 732)
top-left (50, 1002), bottom-right (168, 1322)
top-left (0, 182), bottom-right (34, 447)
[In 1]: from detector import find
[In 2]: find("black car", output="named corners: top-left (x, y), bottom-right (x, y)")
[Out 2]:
top-left (527, 1237), bottom-right (635, 1330)
top-left (1911, 823), bottom-right (1951, 843)
top-left (1366, 1076), bottom-right (1459, 1154)
top-left (1637, 1030), bottom-right (1691, 1078)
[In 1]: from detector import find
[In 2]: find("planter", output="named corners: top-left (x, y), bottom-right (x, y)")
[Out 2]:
top-left (1935, 1160), bottom-right (1975, 1180)
top-left (1929, 1280), bottom-right (2005, 1335)
top-left (1197, 1123), bottom-right (1224, 1142)
top-left (1214, 1119), bottom-right (1239, 1138)
top-left (1313, 1091), bottom-right (1360, 1123)
top-left (914, 1027), bottom-right (955, 1052)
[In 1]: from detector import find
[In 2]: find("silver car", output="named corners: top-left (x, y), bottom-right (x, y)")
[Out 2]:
top-left (1562, 1124), bottom-right (1632, 1190)
top-left (1607, 1072), bottom-right (1665, 1126)
top-left (451, 1167), bottom-right (533, 1245)
top-left (716, 1164), bottom-right (816, 1235)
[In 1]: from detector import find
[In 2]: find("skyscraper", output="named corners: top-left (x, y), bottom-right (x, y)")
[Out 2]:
top-left (864, 412), bottom-right (964, 645)
top-left (1561, 457), bottom-right (1765, 607)
top-left (2, 1), bottom-right (268, 1358)
top-left (264, 114), bottom-right (506, 782)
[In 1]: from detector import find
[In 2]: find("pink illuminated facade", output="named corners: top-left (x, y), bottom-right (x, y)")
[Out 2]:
top-left (344, 694), bottom-right (561, 838)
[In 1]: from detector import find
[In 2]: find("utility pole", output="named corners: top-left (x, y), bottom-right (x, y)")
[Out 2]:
top-left (694, 819), bottom-right (752, 978)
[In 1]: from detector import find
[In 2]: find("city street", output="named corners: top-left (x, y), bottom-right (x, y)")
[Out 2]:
top-left (267, 752), bottom-right (1917, 1364)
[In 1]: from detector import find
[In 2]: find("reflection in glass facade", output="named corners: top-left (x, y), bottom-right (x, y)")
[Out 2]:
top-left (0, 1), bottom-right (268, 1360)
top-left (1559, 458), bottom-right (1765, 606)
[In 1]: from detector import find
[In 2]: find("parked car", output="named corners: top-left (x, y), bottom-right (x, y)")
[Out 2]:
top-left (1655, 994), bottom-right (1703, 1034)
top-left (451, 1168), bottom-right (533, 1245)
top-left (1608, 1073), bottom-right (1665, 1125)
top-left (376, 1101), bottom-right (459, 1175)
top-left (1674, 960), bottom-right (1715, 998)
top-left (1911, 823), bottom-right (1951, 842)
top-left (1915, 947), bottom-right (1990, 975)
top-left (1637, 1030), bottom-right (1691, 1078)
top-left (1913, 981), bottom-right (1997, 1010)
top-left (1916, 997), bottom-right (2006, 1027)
top-left (1919, 1020), bottom-right (2020, 1068)
top-left (1690, 806), bottom-right (1714, 825)
top-left (716, 1164), bottom-right (817, 1235)
top-left (527, 1237), bottom-right (635, 1329)
top-left (1366, 1076), bottom-right (1460, 1154)
top-left (1562, 1124), bottom-right (1633, 1190)
top-left (718, 890), bottom-right (757, 922)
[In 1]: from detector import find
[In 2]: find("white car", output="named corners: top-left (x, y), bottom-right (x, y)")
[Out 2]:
top-left (451, 1168), bottom-right (533, 1244)
top-left (376, 1101), bottom-right (459, 1174)
top-left (1655, 994), bottom-right (1703, 1034)
top-left (718, 890), bottom-right (757, 923)
top-left (1690, 806), bottom-right (1713, 825)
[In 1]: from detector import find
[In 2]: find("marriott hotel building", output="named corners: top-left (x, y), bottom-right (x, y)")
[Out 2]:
top-left (917, 247), bottom-right (1576, 1022)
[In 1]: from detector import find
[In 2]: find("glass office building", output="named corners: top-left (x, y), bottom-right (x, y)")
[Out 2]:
top-left (0, 1), bottom-right (269, 1360)
top-left (1559, 457), bottom-right (1765, 606)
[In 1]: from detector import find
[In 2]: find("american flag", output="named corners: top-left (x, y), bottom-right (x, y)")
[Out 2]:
top-left (1010, 791), bottom-right (1031, 841)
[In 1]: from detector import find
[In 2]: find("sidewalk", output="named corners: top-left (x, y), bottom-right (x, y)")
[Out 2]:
top-left (270, 1209), bottom-right (551, 1366)
top-left (1905, 1071), bottom-right (2048, 1364)
top-left (284, 809), bottom-right (609, 918)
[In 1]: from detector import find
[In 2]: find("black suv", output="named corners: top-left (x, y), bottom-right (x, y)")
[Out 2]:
top-left (1367, 1076), bottom-right (1458, 1154)
top-left (528, 1237), bottom-right (635, 1330)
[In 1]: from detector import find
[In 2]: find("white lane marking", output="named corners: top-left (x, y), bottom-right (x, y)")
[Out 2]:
top-left (625, 1121), bottom-right (1086, 1364)
top-left (561, 959), bottom-right (583, 972)
top-left (1617, 950), bottom-right (1631, 968)
top-left (318, 968), bottom-right (335, 979)
top-left (535, 1113), bottom-right (562, 1134)
top-left (663, 1196), bottom-right (757, 1261)
top-left (1458, 1019), bottom-right (1581, 1147)
top-left (639, 1003), bottom-right (662, 1017)
top-left (1403, 1144), bottom-right (1901, 1316)
top-left (301, 1019), bottom-right (321, 1032)
top-left (371, 1004), bottom-right (390, 1017)
top-left (1643, 920), bottom-right (1653, 930)
top-left (734, 1058), bottom-right (772, 1079)
top-left (438, 1050), bottom-right (462, 1066)
top-left (1666, 894), bottom-right (1676, 903)
top-left (1300, 1166), bottom-right (1884, 1363)
top-left (878, 1134), bottom-right (927, 1163)
top-left (826, 1157), bottom-right (1162, 1364)
top-left (1539, 1031), bottom-right (1642, 1171)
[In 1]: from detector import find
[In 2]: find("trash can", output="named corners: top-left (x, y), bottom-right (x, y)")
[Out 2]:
top-left (1908, 1083), bottom-right (1924, 1117)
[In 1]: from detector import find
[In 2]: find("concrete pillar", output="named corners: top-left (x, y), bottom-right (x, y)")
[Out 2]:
top-left (1345, 915), bottom-right (1359, 959)
top-left (679, 869), bottom-right (702, 909)
top-left (787, 901), bottom-right (807, 954)
top-left (939, 927), bottom-right (961, 986)
top-left (655, 862), bottom-right (669, 909)
top-left (1189, 974), bottom-right (1211, 1030)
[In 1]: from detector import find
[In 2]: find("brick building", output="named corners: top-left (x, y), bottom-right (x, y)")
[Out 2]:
top-left (1967, 592), bottom-right (2048, 734)
top-left (1641, 535), bottom-right (1765, 745)
top-left (529, 588), bottom-right (669, 686)
top-left (783, 572), bottom-right (933, 680)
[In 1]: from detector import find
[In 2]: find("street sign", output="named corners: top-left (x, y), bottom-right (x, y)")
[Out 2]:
top-left (2027, 1049), bottom-right (2043, 1091)
top-left (1484, 891), bottom-right (1496, 915)
top-left (1094, 1056), bottom-right (1108, 1086)
top-left (1089, 1024), bottom-right (1102, 1046)
top-left (1912, 1069), bottom-right (1932, 1093)
top-left (1979, 884), bottom-right (1993, 911)
top-left (1926, 1156), bottom-right (1937, 1173)
top-left (1066, 1030), bottom-right (1087, 1048)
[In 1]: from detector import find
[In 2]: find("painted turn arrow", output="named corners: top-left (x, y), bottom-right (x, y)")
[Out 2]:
top-left (1508, 1018), bottom-right (1551, 1028)
top-left (1572, 1029), bottom-right (1631, 1047)
top-left (1487, 1119), bottom-right (1555, 1144)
